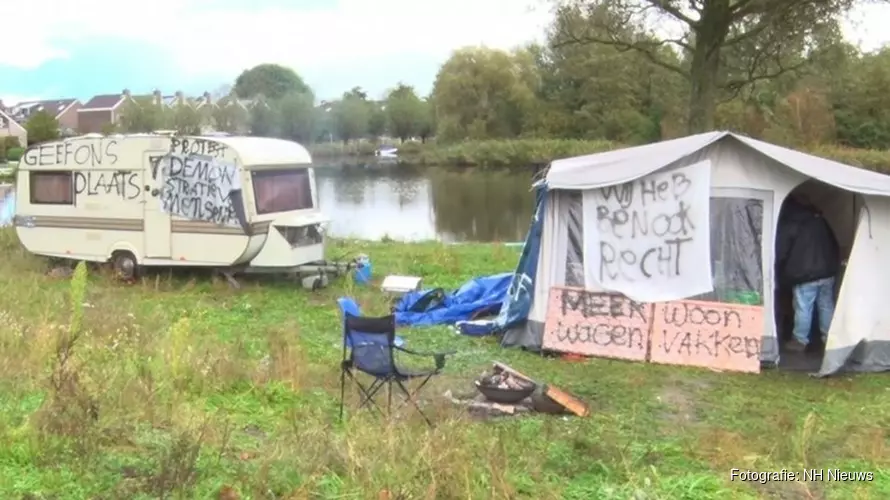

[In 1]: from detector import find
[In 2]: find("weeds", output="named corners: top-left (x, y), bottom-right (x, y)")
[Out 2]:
top-left (0, 230), bottom-right (887, 499)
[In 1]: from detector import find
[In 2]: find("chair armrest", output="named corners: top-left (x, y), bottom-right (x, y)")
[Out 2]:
top-left (395, 346), bottom-right (456, 370)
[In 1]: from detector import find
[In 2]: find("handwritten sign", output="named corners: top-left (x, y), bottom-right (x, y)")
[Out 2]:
top-left (581, 160), bottom-right (713, 303)
top-left (155, 153), bottom-right (241, 226)
top-left (543, 287), bottom-right (653, 361)
top-left (650, 300), bottom-right (762, 373)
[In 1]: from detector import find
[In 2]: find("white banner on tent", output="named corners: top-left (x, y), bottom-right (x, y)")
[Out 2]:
top-left (581, 160), bottom-right (713, 302)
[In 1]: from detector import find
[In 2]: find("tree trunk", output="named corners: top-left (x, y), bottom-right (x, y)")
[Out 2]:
top-left (687, 45), bottom-right (721, 133)
top-left (687, 0), bottom-right (732, 134)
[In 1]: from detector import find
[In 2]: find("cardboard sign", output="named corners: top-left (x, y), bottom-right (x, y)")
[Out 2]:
top-left (543, 287), bottom-right (653, 361)
top-left (650, 300), bottom-right (762, 373)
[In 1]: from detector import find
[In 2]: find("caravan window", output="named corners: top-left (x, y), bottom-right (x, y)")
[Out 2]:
top-left (252, 168), bottom-right (314, 214)
top-left (30, 171), bottom-right (74, 205)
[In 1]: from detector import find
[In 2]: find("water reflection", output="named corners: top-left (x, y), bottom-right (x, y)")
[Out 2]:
top-left (0, 169), bottom-right (536, 242)
top-left (315, 163), bottom-right (535, 242)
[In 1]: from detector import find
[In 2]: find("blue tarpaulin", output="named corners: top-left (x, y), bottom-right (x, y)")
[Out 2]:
top-left (452, 182), bottom-right (548, 338)
top-left (392, 272), bottom-right (513, 329)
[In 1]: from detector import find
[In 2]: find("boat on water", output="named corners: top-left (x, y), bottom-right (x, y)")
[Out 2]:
top-left (375, 146), bottom-right (398, 158)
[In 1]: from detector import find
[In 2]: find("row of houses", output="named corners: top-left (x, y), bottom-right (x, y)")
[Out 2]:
top-left (0, 89), bottom-right (256, 147)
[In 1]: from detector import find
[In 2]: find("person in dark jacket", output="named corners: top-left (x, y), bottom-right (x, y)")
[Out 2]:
top-left (775, 195), bottom-right (840, 352)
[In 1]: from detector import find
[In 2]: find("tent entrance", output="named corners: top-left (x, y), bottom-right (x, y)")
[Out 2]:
top-left (775, 180), bottom-right (861, 372)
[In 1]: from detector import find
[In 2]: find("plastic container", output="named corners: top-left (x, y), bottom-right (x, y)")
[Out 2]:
top-left (352, 254), bottom-right (372, 284)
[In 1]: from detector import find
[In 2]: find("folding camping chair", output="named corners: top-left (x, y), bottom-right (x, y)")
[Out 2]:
top-left (338, 312), bottom-right (452, 427)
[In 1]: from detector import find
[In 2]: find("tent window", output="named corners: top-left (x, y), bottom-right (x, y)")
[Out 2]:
top-left (563, 194), bottom-right (764, 304)
top-left (565, 191), bottom-right (584, 286)
top-left (691, 197), bottom-right (764, 304)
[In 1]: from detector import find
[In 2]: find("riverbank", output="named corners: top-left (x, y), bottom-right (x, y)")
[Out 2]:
top-left (0, 230), bottom-right (886, 498)
top-left (309, 138), bottom-right (890, 171)
top-left (309, 139), bottom-right (616, 167)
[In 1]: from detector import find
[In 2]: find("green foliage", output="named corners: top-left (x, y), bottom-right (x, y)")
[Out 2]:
top-left (432, 47), bottom-right (540, 142)
top-left (100, 122), bottom-right (118, 136)
top-left (332, 93), bottom-right (370, 143)
top-left (234, 63), bottom-right (311, 100)
top-left (24, 110), bottom-right (60, 145)
top-left (6, 147), bottom-right (23, 162)
top-left (2, 136), bottom-right (20, 149)
top-left (0, 137), bottom-right (20, 161)
top-left (385, 84), bottom-right (425, 141)
top-left (277, 92), bottom-right (315, 143)
top-left (117, 98), bottom-right (169, 133)
top-left (408, 138), bottom-right (616, 167)
top-left (248, 101), bottom-right (280, 137)
top-left (169, 105), bottom-right (205, 135)
top-left (309, 141), bottom-right (377, 158)
top-left (210, 101), bottom-right (249, 133)
top-left (367, 102), bottom-right (386, 139)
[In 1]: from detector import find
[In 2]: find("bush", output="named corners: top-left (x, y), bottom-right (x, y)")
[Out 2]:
top-left (309, 141), bottom-right (377, 158)
top-left (808, 144), bottom-right (890, 173)
top-left (0, 137), bottom-right (21, 163)
top-left (305, 136), bottom-right (890, 171)
top-left (408, 138), bottom-right (617, 167)
top-left (6, 147), bottom-right (23, 162)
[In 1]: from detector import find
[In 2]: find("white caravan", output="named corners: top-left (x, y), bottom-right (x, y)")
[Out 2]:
top-left (14, 134), bottom-right (331, 281)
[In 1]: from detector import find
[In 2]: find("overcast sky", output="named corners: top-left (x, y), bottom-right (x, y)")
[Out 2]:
top-left (1, 0), bottom-right (888, 105)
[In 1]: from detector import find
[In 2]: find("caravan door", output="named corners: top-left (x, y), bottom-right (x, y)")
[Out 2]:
top-left (143, 152), bottom-right (171, 258)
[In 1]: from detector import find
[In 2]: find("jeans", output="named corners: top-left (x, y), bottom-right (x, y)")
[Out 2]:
top-left (792, 277), bottom-right (836, 345)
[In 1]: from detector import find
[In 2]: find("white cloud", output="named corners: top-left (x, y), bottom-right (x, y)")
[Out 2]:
top-left (843, 3), bottom-right (890, 52)
top-left (0, 0), bottom-right (552, 77)
top-left (2, 0), bottom-right (888, 79)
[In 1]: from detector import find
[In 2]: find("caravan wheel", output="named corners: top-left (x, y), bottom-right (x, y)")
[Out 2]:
top-left (111, 251), bottom-right (138, 281)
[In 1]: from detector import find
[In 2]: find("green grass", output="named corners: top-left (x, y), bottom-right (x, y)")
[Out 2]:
top-left (0, 227), bottom-right (887, 499)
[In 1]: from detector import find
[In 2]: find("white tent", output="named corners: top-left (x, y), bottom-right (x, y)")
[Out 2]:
top-left (500, 131), bottom-right (890, 375)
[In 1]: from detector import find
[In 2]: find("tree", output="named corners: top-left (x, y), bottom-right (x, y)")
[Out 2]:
top-left (368, 102), bottom-right (387, 139)
top-left (211, 100), bottom-right (249, 133)
top-left (234, 63), bottom-right (311, 100)
top-left (332, 94), bottom-right (370, 143)
top-left (536, 11), bottom-right (686, 142)
top-left (25, 110), bottom-right (60, 145)
top-left (117, 97), bottom-right (168, 133)
top-left (829, 47), bottom-right (890, 149)
top-left (418, 98), bottom-right (437, 143)
top-left (385, 84), bottom-right (425, 142)
top-left (552, 0), bottom-right (865, 133)
top-left (277, 91), bottom-right (315, 143)
top-left (432, 47), bottom-right (540, 141)
top-left (763, 86), bottom-right (836, 146)
top-left (170, 105), bottom-right (205, 135)
top-left (248, 100), bottom-right (281, 137)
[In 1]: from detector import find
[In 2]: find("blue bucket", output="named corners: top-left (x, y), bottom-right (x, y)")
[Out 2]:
top-left (353, 254), bottom-right (372, 284)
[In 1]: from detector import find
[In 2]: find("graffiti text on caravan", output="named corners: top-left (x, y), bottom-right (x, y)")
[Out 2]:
top-left (22, 140), bottom-right (119, 167)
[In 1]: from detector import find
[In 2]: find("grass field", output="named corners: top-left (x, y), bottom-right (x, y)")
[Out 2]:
top-left (0, 227), bottom-right (887, 499)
